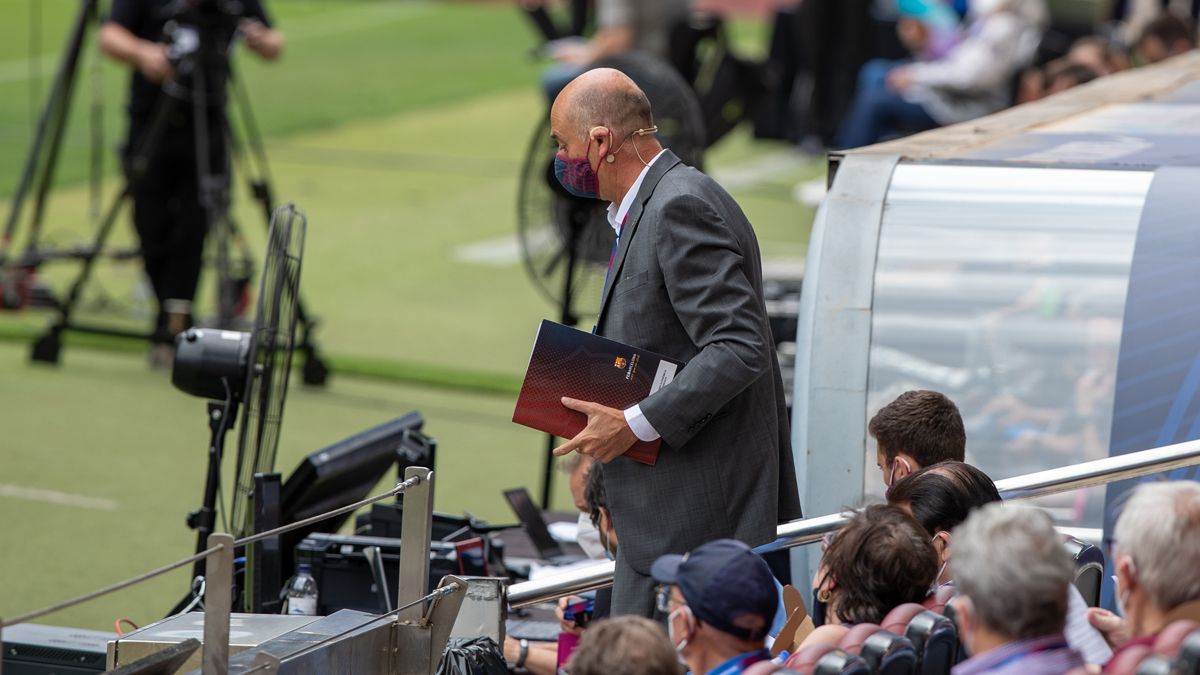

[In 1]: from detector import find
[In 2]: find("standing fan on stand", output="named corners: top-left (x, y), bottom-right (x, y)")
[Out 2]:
top-left (516, 52), bottom-right (707, 507)
top-left (169, 204), bottom-right (305, 602)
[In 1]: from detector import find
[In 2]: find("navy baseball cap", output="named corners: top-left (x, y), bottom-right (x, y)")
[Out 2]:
top-left (651, 539), bottom-right (778, 642)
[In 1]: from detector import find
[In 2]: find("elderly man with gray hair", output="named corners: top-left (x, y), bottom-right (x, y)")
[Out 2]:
top-left (1088, 481), bottom-right (1200, 668)
top-left (949, 503), bottom-right (1085, 675)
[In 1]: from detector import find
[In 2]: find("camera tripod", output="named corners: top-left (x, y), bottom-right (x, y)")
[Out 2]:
top-left (3, 0), bottom-right (329, 385)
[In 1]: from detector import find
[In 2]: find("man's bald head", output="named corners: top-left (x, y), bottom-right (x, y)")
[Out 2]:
top-left (554, 68), bottom-right (655, 142)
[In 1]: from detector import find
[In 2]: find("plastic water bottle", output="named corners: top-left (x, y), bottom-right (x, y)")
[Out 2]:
top-left (286, 563), bottom-right (319, 615)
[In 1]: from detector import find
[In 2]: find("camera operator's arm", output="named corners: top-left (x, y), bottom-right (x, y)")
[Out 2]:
top-left (240, 19), bottom-right (284, 60)
top-left (98, 21), bottom-right (173, 84)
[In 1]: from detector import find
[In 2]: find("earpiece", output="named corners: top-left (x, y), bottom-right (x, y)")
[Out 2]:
top-left (606, 155), bottom-right (615, 163)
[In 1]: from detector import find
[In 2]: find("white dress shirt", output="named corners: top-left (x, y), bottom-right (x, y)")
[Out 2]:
top-left (606, 149), bottom-right (666, 443)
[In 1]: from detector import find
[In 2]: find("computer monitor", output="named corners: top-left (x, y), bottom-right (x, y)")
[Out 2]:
top-left (277, 411), bottom-right (429, 574)
top-left (504, 487), bottom-right (564, 560)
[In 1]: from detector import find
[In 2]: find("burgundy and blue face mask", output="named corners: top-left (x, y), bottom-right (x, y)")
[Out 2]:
top-left (554, 139), bottom-right (600, 200)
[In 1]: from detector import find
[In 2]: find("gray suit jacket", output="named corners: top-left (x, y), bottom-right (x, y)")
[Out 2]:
top-left (597, 150), bottom-right (803, 575)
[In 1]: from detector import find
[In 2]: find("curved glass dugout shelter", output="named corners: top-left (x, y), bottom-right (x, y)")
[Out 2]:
top-left (791, 52), bottom-right (1200, 560)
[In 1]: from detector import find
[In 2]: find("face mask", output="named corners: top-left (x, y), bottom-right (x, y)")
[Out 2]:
top-left (811, 574), bottom-right (830, 627)
top-left (931, 533), bottom-right (950, 589)
top-left (576, 513), bottom-right (607, 561)
top-left (668, 605), bottom-right (693, 663)
top-left (969, 0), bottom-right (1003, 15)
top-left (554, 138), bottom-right (600, 199)
top-left (885, 457), bottom-right (912, 494)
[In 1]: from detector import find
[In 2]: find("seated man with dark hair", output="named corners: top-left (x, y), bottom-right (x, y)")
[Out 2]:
top-left (652, 539), bottom-right (778, 675)
top-left (568, 615), bottom-right (683, 675)
top-left (869, 390), bottom-right (967, 490)
top-left (951, 503), bottom-right (1086, 675)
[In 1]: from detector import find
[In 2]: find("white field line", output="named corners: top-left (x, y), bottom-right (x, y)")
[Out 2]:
top-left (0, 483), bottom-right (118, 510)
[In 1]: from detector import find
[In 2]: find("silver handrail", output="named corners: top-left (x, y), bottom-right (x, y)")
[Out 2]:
top-left (508, 437), bottom-right (1200, 608)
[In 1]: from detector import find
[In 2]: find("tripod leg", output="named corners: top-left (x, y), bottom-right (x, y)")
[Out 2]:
top-left (3, 0), bottom-right (96, 263)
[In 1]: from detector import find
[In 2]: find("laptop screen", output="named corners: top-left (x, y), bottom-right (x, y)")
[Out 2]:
top-left (504, 488), bottom-right (564, 559)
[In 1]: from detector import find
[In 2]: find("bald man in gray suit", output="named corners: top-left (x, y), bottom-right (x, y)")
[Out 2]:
top-left (548, 69), bottom-right (802, 617)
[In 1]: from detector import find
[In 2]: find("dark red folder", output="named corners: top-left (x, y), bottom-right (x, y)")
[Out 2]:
top-left (513, 320), bottom-right (681, 466)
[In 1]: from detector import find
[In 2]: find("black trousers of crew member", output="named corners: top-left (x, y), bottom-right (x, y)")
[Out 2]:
top-left (124, 107), bottom-right (226, 342)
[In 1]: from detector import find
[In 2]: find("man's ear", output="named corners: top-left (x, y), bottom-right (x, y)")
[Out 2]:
top-left (894, 453), bottom-right (916, 480)
top-left (934, 532), bottom-right (952, 564)
top-left (590, 126), bottom-right (612, 160)
top-left (1115, 554), bottom-right (1137, 596)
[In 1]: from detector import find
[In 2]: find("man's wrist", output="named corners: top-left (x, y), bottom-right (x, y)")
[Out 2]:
top-left (516, 638), bottom-right (529, 668)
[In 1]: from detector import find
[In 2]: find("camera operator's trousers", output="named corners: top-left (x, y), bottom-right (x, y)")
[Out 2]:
top-left (124, 108), bottom-right (226, 342)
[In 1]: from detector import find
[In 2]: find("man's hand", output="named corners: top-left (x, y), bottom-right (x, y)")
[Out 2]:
top-left (136, 42), bottom-right (173, 84)
top-left (240, 19), bottom-right (284, 60)
top-left (555, 596), bottom-right (586, 636)
top-left (552, 397), bottom-right (638, 464)
top-left (1087, 607), bottom-right (1131, 650)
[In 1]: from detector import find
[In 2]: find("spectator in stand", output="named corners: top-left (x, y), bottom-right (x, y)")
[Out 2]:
top-left (1088, 481), bottom-right (1200, 671)
top-left (539, 0), bottom-right (689, 100)
top-left (568, 616), bottom-right (683, 675)
top-left (793, 505), bottom-right (938, 653)
top-left (887, 461), bottom-right (1113, 665)
top-left (1136, 13), bottom-right (1197, 64)
top-left (652, 539), bottom-right (779, 675)
top-left (835, 0), bottom-right (1048, 148)
top-left (869, 390), bottom-right (967, 491)
top-left (950, 503), bottom-right (1086, 675)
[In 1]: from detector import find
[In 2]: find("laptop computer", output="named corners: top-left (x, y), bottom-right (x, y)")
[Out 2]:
top-left (504, 487), bottom-right (584, 565)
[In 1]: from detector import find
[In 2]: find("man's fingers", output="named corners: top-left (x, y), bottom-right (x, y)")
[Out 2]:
top-left (561, 397), bottom-right (594, 414)
top-left (552, 438), bottom-right (579, 456)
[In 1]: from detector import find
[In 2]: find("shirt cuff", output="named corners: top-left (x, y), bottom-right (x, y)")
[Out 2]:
top-left (624, 404), bottom-right (661, 442)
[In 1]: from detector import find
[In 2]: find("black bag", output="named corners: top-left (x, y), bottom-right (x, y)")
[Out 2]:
top-left (437, 637), bottom-right (508, 675)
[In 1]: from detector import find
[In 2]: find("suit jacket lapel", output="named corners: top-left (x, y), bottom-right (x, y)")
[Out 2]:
top-left (596, 150), bottom-right (682, 327)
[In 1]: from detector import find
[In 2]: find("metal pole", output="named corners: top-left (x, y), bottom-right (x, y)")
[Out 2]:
top-left (202, 533), bottom-right (233, 675)
top-left (397, 468), bottom-right (433, 622)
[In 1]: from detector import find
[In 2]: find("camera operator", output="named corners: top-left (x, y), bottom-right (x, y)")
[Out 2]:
top-left (98, 0), bottom-right (283, 364)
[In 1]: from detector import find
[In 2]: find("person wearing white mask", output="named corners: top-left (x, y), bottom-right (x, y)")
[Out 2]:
top-left (836, 0), bottom-right (1049, 148)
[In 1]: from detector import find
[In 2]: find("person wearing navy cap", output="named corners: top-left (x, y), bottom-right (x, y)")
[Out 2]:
top-left (651, 539), bottom-right (778, 675)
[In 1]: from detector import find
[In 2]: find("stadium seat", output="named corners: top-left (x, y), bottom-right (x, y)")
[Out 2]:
top-left (839, 623), bottom-right (884, 655)
top-left (1178, 628), bottom-right (1200, 675)
top-left (1135, 654), bottom-right (1174, 675)
top-left (812, 649), bottom-right (872, 675)
top-left (1063, 536), bottom-right (1105, 608)
top-left (1153, 620), bottom-right (1200, 659)
top-left (905, 609), bottom-right (959, 675)
top-left (1106, 645), bottom-right (1154, 675)
top-left (785, 644), bottom-right (840, 673)
top-left (882, 604), bottom-right (927, 635)
top-left (923, 586), bottom-right (956, 615)
top-left (860, 630), bottom-right (918, 675)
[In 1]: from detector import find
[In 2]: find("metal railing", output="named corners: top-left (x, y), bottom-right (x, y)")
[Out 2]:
top-left (0, 467), bottom-right (449, 675)
top-left (508, 437), bottom-right (1200, 607)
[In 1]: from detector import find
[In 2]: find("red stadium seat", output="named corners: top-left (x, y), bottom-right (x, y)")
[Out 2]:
top-left (923, 586), bottom-right (956, 615)
top-left (882, 604), bottom-right (927, 635)
top-left (1153, 620), bottom-right (1200, 659)
top-left (838, 623), bottom-right (883, 655)
top-left (785, 644), bottom-right (839, 673)
top-left (1106, 645), bottom-right (1154, 675)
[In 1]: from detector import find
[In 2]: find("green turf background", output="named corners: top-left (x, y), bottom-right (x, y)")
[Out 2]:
top-left (0, 0), bottom-right (820, 630)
